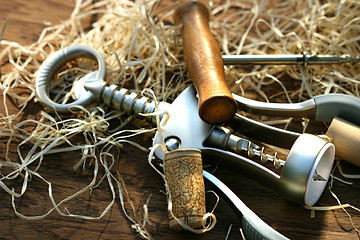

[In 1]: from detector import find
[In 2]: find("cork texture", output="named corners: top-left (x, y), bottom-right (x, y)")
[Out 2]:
top-left (326, 117), bottom-right (360, 167)
top-left (163, 149), bottom-right (206, 230)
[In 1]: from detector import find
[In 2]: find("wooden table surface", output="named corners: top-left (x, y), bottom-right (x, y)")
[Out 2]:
top-left (1, 0), bottom-right (360, 239)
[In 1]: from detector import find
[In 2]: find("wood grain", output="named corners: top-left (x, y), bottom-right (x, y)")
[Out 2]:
top-left (174, 0), bottom-right (237, 124)
top-left (1, 1), bottom-right (360, 240)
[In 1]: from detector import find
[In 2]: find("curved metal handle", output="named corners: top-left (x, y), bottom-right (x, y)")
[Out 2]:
top-left (229, 113), bottom-right (300, 149)
top-left (314, 94), bottom-right (360, 125)
top-left (35, 45), bottom-right (105, 113)
top-left (203, 171), bottom-right (289, 240)
top-left (233, 92), bottom-right (360, 125)
top-left (233, 93), bottom-right (317, 119)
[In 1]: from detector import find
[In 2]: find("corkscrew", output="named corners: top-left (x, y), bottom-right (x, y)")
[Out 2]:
top-left (35, 45), bottom-right (360, 240)
top-left (206, 126), bottom-right (285, 169)
top-left (151, 85), bottom-right (335, 206)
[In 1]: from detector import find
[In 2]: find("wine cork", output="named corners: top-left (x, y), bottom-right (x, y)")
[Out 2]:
top-left (326, 117), bottom-right (360, 167)
top-left (163, 149), bottom-right (206, 231)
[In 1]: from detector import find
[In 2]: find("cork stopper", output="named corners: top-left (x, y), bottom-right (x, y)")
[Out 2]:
top-left (326, 117), bottom-right (360, 167)
top-left (163, 149), bottom-right (206, 230)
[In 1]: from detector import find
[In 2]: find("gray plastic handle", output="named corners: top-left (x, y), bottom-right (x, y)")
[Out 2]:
top-left (314, 94), bottom-right (360, 125)
top-left (35, 45), bottom-right (106, 113)
top-left (203, 171), bottom-right (289, 240)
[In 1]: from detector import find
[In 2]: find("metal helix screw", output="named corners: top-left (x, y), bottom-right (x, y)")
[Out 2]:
top-left (205, 126), bottom-right (285, 169)
top-left (84, 80), bottom-right (162, 126)
top-left (247, 142), bottom-right (283, 169)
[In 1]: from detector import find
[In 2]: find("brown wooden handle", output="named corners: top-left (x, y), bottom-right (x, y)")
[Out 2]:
top-left (174, 0), bottom-right (237, 125)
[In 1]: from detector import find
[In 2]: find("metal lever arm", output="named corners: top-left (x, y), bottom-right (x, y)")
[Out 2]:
top-left (233, 93), bottom-right (360, 125)
top-left (229, 113), bottom-right (301, 149)
top-left (203, 171), bottom-right (289, 240)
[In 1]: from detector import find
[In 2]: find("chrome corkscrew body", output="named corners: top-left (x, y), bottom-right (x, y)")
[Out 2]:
top-left (204, 126), bottom-right (328, 182)
top-left (205, 126), bottom-right (285, 169)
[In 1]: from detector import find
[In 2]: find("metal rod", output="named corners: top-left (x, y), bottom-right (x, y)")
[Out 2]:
top-left (222, 54), bottom-right (360, 65)
top-left (205, 125), bottom-right (286, 169)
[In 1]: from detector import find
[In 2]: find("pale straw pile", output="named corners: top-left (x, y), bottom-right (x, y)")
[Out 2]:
top-left (0, 0), bottom-right (359, 238)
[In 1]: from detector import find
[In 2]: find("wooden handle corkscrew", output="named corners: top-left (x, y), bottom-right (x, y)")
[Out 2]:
top-left (174, 0), bottom-right (237, 125)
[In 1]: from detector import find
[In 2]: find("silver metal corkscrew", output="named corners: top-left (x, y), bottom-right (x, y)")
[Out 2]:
top-left (205, 126), bottom-right (285, 169)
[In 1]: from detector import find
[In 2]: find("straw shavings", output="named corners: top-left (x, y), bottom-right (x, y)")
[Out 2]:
top-left (0, 0), bottom-right (360, 238)
top-left (212, 0), bottom-right (360, 103)
top-left (338, 162), bottom-right (360, 179)
top-left (305, 182), bottom-right (360, 236)
top-left (305, 161), bottom-right (360, 237)
top-left (1, 0), bottom-right (187, 237)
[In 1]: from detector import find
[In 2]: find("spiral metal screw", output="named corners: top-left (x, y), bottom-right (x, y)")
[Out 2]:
top-left (205, 126), bottom-right (328, 181)
top-left (247, 141), bottom-right (283, 169)
top-left (206, 126), bottom-right (285, 169)
top-left (84, 81), bottom-right (165, 126)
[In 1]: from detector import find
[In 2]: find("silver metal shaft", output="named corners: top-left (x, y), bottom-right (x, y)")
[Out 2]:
top-left (205, 126), bottom-right (285, 169)
top-left (222, 54), bottom-right (360, 65)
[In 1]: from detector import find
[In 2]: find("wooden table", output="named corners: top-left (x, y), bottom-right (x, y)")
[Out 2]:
top-left (1, 0), bottom-right (359, 239)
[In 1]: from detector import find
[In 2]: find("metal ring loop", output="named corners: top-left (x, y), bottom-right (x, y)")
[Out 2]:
top-left (35, 45), bottom-right (105, 113)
